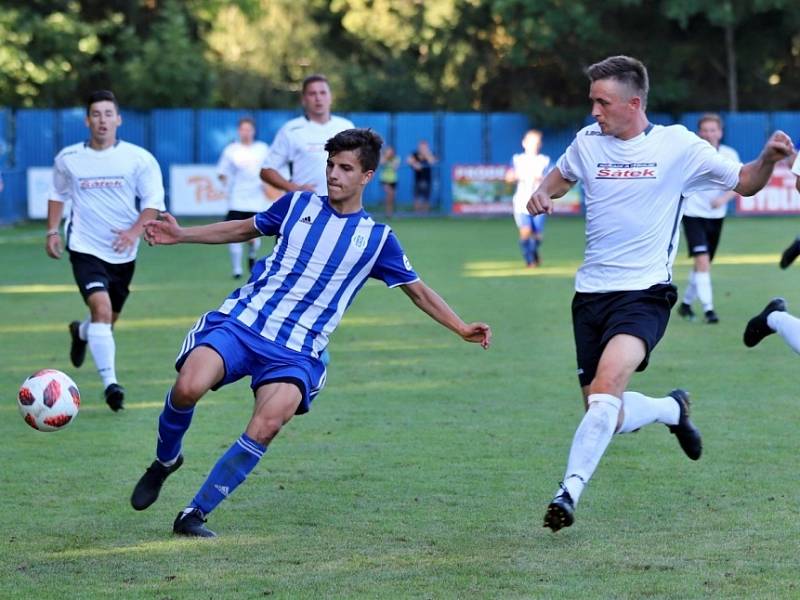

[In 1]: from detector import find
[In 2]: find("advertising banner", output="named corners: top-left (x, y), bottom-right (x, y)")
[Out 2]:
top-left (737, 163), bottom-right (800, 215)
top-left (27, 167), bottom-right (55, 219)
top-left (169, 164), bottom-right (228, 216)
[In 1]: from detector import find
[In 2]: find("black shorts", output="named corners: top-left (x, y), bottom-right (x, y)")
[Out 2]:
top-left (69, 250), bottom-right (136, 313)
top-left (572, 283), bottom-right (677, 387)
top-left (226, 210), bottom-right (258, 221)
top-left (682, 216), bottom-right (724, 261)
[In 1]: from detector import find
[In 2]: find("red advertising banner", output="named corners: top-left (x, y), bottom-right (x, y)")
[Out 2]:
top-left (737, 163), bottom-right (800, 215)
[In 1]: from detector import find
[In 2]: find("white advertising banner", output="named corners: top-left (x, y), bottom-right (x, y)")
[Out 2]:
top-left (27, 167), bottom-right (55, 219)
top-left (168, 164), bottom-right (228, 216)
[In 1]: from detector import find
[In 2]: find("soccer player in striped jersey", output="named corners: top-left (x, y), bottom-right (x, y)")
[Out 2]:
top-left (130, 128), bottom-right (491, 537)
top-left (45, 90), bottom-right (166, 412)
top-left (528, 56), bottom-right (793, 532)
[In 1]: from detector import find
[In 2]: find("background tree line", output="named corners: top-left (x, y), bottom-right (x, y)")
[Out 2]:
top-left (1, 0), bottom-right (798, 126)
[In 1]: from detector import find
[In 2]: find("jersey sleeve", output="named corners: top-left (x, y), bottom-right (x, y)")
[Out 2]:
top-left (254, 192), bottom-right (293, 236)
top-left (264, 125), bottom-right (292, 171)
top-left (49, 153), bottom-right (71, 203)
top-left (556, 139), bottom-right (582, 183)
top-left (792, 152), bottom-right (800, 177)
top-left (369, 231), bottom-right (420, 288)
top-left (135, 152), bottom-right (166, 211)
top-left (682, 130), bottom-right (742, 195)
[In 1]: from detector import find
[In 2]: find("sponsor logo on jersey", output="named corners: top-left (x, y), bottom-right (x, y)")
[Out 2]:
top-left (595, 162), bottom-right (657, 179)
top-left (584, 130), bottom-right (605, 136)
top-left (299, 215), bottom-right (313, 224)
top-left (79, 176), bottom-right (125, 189)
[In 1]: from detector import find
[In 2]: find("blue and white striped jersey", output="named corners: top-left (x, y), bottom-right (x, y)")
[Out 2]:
top-left (218, 191), bottom-right (419, 358)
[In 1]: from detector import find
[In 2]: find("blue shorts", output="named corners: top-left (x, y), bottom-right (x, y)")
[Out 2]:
top-left (513, 212), bottom-right (546, 232)
top-left (175, 311), bottom-right (327, 414)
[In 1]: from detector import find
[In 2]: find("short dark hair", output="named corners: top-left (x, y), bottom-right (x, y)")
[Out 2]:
top-left (324, 128), bottom-right (383, 172)
top-left (238, 116), bottom-right (256, 128)
top-left (86, 90), bottom-right (119, 115)
top-left (698, 113), bottom-right (723, 130)
top-left (302, 74), bottom-right (329, 93)
top-left (586, 56), bottom-right (649, 108)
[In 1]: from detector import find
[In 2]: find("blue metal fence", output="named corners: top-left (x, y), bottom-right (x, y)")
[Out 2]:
top-left (2, 106), bottom-right (800, 224)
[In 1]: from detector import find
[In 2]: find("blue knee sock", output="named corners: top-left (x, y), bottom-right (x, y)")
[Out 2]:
top-left (156, 389), bottom-right (194, 464)
top-left (530, 238), bottom-right (539, 263)
top-left (190, 433), bottom-right (266, 516)
top-left (519, 240), bottom-right (533, 265)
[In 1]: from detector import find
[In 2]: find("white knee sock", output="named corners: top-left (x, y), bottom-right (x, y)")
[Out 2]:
top-left (683, 271), bottom-right (697, 305)
top-left (249, 238), bottom-right (261, 258)
top-left (229, 243), bottom-right (243, 275)
top-left (558, 393), bottom-right (621, 505)
top-left (767, 311), bottom-right (800, 354)
top-left (617, 391), bottom-right (680, 433)
top-left (88, 322), bottom-right (117, 388)
top-left (694, 271), bottom-right (713, 312)
top-left (78, 317), bottom-right (90, 341)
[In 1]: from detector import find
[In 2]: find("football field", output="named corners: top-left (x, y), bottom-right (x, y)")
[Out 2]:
top-left (2, 216), bottom-right (800, 599)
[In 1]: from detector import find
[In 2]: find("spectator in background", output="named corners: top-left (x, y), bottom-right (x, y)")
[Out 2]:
top-left (408, 140), bottom-right (437, 213)
top-left (507, 129), bottom-right (550, 267)
top-left (379, 145), bottom-right (400, 218)
top-left (216, 116), bottom-right (271, 279)
top-left (677, 113), bottom-right (740, 324)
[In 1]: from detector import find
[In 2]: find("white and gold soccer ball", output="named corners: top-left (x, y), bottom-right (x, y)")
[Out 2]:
top-left (17, 369), bottom-right (80, 432)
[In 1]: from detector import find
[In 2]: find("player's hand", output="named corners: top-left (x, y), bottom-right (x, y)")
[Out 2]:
top-left (144, 212), bottom-right (182, 246)
top-left (527, 190), bottom-right (553, 216)
top-left (460, 322), bottom-right (492, 349)
top-left (761, 130), bottom-right (794, 163)
top-left (111, 227), bottom-right (139, 253)
top-left (45, 232), bottom-right (62, 259)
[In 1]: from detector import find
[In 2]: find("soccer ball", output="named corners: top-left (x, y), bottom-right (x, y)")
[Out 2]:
top-left (18, 369), bottom-right (80, 432)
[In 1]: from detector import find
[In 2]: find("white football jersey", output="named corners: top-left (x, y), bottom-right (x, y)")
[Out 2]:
top-left (50, 141), bottom-right (165, 264)
top-left (682, 144), bottom-right (740, 219)
top-left (557, 123), bottom-right (742, 293)
top-left (792, 152), bottom-right (800, 176)
top-left (512, 152), bottom-right (551, 213)
top-left (216, 141), bottom-right (271, 213)
top-left (264, 115), bottom-right (355, 196)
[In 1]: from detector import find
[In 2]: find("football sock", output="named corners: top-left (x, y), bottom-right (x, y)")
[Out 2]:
top-left (519, 239), bottom-right (533, 265)
top-left (87, 322), bottom-right (116, 387)
top-left (531, 238), bottom-right (540, 263)
top-left (229, 243), bottom-right (243, 276)
top-left (190, 433), bottom-right (266, 516)
top-left (767, 310), bottom-right (800, 354)
top-left (617, 391), bottom-right (680, 433)
top-left (156, 389), bottom-right (195, 465)
top-left (558, 393), bottom-right (621, 505)
top-left (694, 271), bottom-right (713, 312)
top-left (249, 238), bottom-right (261, 258)
top-left (683, 271), bottom-right (697, 305)
top-left (78, 318), bottom-right (90, 341)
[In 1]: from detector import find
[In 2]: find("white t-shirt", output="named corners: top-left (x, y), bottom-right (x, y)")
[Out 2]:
top-left (216, 141), bottom-right (271, 213)
top-left (264, 115), bottom-right (355, 196)
top-left (557, 123), bottom-right (742, 293)
top-left (792, 152), bottom-right (800, 176)
top-left (50, 141), bottom-right (165, 264)
top-left (683, 144), bottom-right (740, 219)
top-left (512, 152), bottom-right (551, 213)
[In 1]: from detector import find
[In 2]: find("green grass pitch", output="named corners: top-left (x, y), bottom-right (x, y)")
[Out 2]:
top-left (2, 216), bottom-right (800, 598)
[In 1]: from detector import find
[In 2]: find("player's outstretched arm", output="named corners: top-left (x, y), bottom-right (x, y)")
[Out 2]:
top-left (528, 168), bottom-right (574, 216)
top-left (400, 280), bottom-right (491, 349)
top-left (735, 130), bottom-right (794, 196)
top-left (143, 212), bottom-right (260, 246)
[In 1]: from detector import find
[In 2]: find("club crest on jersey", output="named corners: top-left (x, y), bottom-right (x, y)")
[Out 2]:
top-left (595, 163), bottom-right (657, 179)
top-left (351, 233), bottom-right (368, 250)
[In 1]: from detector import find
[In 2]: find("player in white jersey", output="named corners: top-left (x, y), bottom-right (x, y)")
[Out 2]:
top-left (260, 74), bottom-right (354, 196)
top-left (45, 90), bottom-right (166, 412)
top-left (130, 129), bottom-right (491, 537)
top-left (216, 116), bottom-right (271, 278)
top-left (508, 130), bottom-right (550, 266)
top-left (776, 153), bottom-right (800, 269)
top-left (527, 56), bottom-right (793, 532)
top-left (677, 114), bottom-right (741, 324)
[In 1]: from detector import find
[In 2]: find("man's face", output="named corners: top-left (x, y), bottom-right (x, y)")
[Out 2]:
top-left (589, 78), bottom-right (639, 138)
top-left (302, 81), bottom-right (332, 119)
top-left (85, 100), bottom-right (121, 144)
top-left (238, 121), bottom-right (255, 144)
top-left (698, 120), bottom-right (723, 148)
top-left (326, 150), bottom-right (372, 202)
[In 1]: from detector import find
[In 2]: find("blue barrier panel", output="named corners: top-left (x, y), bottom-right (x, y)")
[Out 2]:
top-left (772, 112), bottom-right (800, 144)
top-left (394, 112), bottom-right (437, 209)
top-left (16, 109), bottom-right (56, 167)
top-left (0, 108), bottom-right (9, 168)
top-left (0, 169), bottom-right (25, 224)
top-left (441, 113), bottom-right (483, 213)
top-left (60, 107), bottom-right (86, 147)
top-left (256, 110), bottom-right (300, 146)
top-left (488, 113), bottom-right (530, 164)
top-left (120, 109), bottom-right (149, 148)
top-left (346, 112), bottom-right (392, 205)
top-left (152, 109), bottom-right (194, 196)
top-left (540, 127), bottom-right (577, 165)
top-left (198, 109), bottom-right (243, 164)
